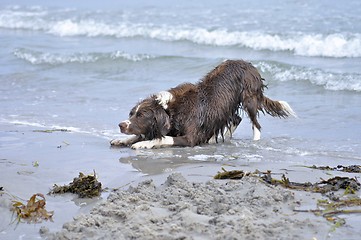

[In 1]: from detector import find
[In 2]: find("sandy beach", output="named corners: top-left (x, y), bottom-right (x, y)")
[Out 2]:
top-left (1, 125), bottom-right (360, 240)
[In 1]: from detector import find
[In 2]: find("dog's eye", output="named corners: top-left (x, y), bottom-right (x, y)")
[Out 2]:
top-left (136, 112), bottom-right (143, 117)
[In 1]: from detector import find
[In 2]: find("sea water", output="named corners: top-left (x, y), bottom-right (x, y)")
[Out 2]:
top-left (1, 0), bottom-right (361, 167)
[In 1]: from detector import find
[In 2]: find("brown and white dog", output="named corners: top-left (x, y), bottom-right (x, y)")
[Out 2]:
top-left (110, 60), bottom-right (296, 149)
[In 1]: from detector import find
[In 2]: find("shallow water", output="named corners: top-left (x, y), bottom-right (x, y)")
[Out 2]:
top-left (1, 0), bottom-right (361, 239)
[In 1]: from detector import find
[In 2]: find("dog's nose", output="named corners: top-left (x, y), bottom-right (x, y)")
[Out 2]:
top-left (119, 120), bottom-right (130, 132)
top-left (119, 122), bottom-right (126, 129)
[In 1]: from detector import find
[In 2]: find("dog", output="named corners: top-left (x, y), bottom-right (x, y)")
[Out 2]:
top-left (110, 60), bottom-right (296, 149)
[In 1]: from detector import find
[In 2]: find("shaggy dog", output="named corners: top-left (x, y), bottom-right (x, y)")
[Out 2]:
top-left (110, 60), bottom-right (296, 149)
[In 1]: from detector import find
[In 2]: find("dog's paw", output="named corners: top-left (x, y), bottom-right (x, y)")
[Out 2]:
top-left (110, 139), bottom-right (128, 146)
top-left (131, 141), bottom-right (155, 149)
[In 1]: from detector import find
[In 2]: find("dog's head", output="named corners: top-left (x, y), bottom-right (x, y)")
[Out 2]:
top-left (119, 96), bottom-right (171, 140)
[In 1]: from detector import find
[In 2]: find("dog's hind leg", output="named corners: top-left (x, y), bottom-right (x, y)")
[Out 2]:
top-left (252, 125), bottom-right (261, 141)
top-left (225, 114), bottom-right (242, 138)
top-left (208, 114), bottom-right (242, 144)
top-left (243, 96), bottom-right (262, 141)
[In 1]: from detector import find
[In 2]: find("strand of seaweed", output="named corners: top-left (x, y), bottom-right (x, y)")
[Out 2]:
top-left (0, 171), bottom-right (102, 226)
top-left (304, 164), bottom-right (361, 173)
top-left (0, 188), bottom-right (54, 226)
top-left (214, 166), bottom-right (361, 230)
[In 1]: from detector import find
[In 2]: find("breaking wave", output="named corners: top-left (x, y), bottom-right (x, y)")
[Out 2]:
top-left (256, 61), bottom-right (361, 92)
top-left (1, 6), bottom-right (361, 58)
top-left (13, 48), bottom-right (155, 65)
top-left (12, 47), bottom-right (361, 92)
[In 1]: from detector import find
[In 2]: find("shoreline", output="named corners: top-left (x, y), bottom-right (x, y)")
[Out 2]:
top-left (1, 124), bottom-right (360, 239)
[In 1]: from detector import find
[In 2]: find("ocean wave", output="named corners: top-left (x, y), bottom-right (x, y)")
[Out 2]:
top-left (13, 48), bottom-right (155, 65)
top-left (1, 7), bottom-right (361, 58)
top-left (50, 20), bottom-right (361, 58)
top-left (256, 61), bottom-right (361, 92)
top-left (1, 118), bottom-right (116, 139)
top-left (13, 47), bottom-right (361, 92)
top-left (2, 119), bottom-right (84, 133)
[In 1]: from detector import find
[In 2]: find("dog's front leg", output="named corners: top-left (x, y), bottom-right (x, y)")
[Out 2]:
top-left (110, 135), bottom-right (143, 147)
top-left (131, 136), bottom-right (174, 149)
top-left (131, 136), bottom-right (189, 149)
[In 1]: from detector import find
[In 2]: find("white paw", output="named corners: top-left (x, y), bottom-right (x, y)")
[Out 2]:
top-left (131, 141), bottom-right (155, 149)
top-left (252, 125), bottom-right (261, 141)
top-left (110, 139), bottom-right (128, 146)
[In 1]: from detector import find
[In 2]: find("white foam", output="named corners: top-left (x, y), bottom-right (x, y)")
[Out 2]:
top-left (13, 48), bottom-right (154, 65)
top-left (243, 154), bottom-right (263, 162)
top-left (110, 51), bottom-right (154, 62)
top-left (188, 154), bottom-right (225, 161)
top-left (0, 118), bottom-right (118, 140)
top-left (2, 7), bottom-right (361, 58)
top-left (5, 119), bottom-right (84, 133)
top-left (47, 21), bottom-right (361, 58)
top-left (256, 61), bottom-right (361, 92)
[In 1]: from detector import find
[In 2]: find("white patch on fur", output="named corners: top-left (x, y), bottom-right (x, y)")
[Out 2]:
top-left (119, 120), bottom-right (131, 133)
top-left (253, 125), bottom-right (261, 141)
top-left (131, 136), bottom-right (174, 149)
top-left (279, 101), bottom-right (297, 118)
top-left (156, 91), bottom-right (173, 109)
top-left (123, 120), bottom-right (131, 126)
top-left (135, 104), bottom-right (141, 114)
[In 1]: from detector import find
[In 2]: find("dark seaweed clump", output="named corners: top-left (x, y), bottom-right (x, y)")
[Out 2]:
top-left (308, 164), bottom-right (361, 173)
top-left (49, 172), bottom-right (102, 198)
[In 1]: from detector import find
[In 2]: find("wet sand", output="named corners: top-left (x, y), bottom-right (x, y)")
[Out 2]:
top-left (1, 125), bottom-right (360, 240)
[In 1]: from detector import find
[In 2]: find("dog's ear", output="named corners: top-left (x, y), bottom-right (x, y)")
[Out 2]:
top-left (154, 108), bottom-right (171, 137)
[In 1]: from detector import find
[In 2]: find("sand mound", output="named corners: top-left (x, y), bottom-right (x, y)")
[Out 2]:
top-left (45, 173), bottom-right (327, 239)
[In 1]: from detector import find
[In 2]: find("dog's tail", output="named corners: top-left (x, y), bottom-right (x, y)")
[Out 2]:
top-left (262, 96), bottom-right (297, 118)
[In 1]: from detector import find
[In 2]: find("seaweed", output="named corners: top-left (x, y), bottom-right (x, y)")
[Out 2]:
top-left (295, 198), bottom-right (361, 230)
top-left (214, 167), bottom-right (361, 230)
top-left (307, 164), bottom-right (361, 173)
top-left (317, 198), bottom-right (361, 209)
top-left (214, 167), bottom-right (248, 179)
top-left (57, 141), bottom-right (70, 149)
top-left (261, 172), bottom-right (361, 230)
top-left (11, 193), bottom-right (53, 224)
top-left (260, 172), bottom-right (360, 194)
top-left (33, 129), bottom-right (70, 133)
top-left (49, 171), bottom-right (102, 198)
top-left (214, 168), bottom-right (360, 194)
top-left (32, 161), bottom-right (39, 167)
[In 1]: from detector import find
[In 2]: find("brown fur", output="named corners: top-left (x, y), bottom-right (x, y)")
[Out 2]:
top-left (111, 60), bottom-right (294, 148)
